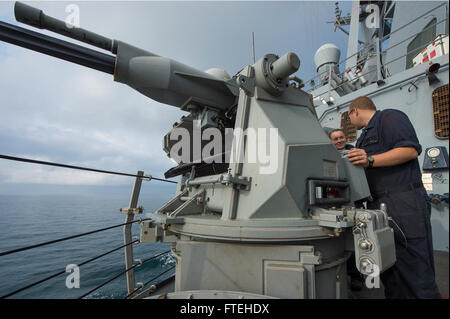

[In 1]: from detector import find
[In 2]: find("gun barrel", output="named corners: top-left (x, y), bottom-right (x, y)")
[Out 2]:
top-left (0, 21), bottom-right (115, 74)
top-left (14, 1), bottom-right (116, 53)
top-left (5, 2), bottom-right (238, 110)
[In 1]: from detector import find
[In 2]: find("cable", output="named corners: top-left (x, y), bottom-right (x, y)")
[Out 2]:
top-left (78, 249), bottom-right (172, 299)
top-left (124, 267), bottom-right (175, 299)
top-left (317, 61), bottom-right (449, 122)
top-left (140, 250), bottom-right (172, 264)
top-left (0, 239), bottom-right (139, 299)
top-left (124, 265), bottom-right (176, 299)
top-left (0, 218), bottom-right (149, 257)
top-left (305, 4), bottom-right (447, 92)
top-left (388, 217), bottom-right (408, 249)
top-left (0, 154), bottom-right (177, 184)
top-left (380, 2), bottom-right (446, 42)
top-left (141, 265), bottom-right (176, 289)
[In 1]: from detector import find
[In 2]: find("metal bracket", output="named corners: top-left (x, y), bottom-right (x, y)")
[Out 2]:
top-left (236, 75), bottom-right (255, 96)
top-left (143, 174), bottom-right (152, 181)
top-left (299, 247), bottom-right (322, 265)
top-left (148, 212), bottom-right (184, 225)
top-left (221, 173), bottom-right (252, 190)
top-left (313, 208), bottom-right (354, 229)
top-left (120, 206), bottom-right (143, 214)
top-left (169, 190), bottom-right (205, 218)
top-left (353, 209), bottom-right (396, 275)
top-left (185, 172), bottom-right (252, 191)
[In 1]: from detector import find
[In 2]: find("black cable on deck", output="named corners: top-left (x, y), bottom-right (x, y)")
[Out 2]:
top-left (0, 218), bottom-right (150, 257)
top-left (0, 154), bottom-right (177, 184)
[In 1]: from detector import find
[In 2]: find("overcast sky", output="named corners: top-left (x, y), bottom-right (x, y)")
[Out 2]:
top-left (0, 0), bottom-right (351, 193)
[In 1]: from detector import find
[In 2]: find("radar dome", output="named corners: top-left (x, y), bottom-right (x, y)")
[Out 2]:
top-left (314, 43), bottom-right (341, 71)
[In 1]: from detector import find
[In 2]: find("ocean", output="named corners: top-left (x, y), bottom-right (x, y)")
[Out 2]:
top-left (0, 184), bottom-right (176, 299)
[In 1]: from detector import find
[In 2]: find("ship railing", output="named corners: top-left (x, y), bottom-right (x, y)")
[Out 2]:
top-left (317, 59), bottom-right (449, 123)
top-left (304, 43), bottom-right (375, 92)
top-left (305, 44), bottom-right (375, 93)
top-left (305, 1), bottom-right (448, 93)
top-left (0, 154), bottom-right (177, 299)
top-left (379, 2), bottom-right (447, 43)
top-left (312, 27), bottom-right (448, 104)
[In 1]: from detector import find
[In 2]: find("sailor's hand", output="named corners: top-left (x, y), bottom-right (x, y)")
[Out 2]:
top-left (347, 148), bottom-right (369, 168)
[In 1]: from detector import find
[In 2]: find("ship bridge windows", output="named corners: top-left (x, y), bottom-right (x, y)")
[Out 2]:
top-left (432, 84), bottom-right (449, 139)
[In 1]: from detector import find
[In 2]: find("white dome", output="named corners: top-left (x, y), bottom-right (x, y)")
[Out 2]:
top-left (314, 43), bottom-right (341, 71)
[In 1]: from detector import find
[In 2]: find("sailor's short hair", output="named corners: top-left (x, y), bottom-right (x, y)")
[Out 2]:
top-left (328, 128), bottom-right (345, 138)
top-left (349, 96), bottom-right (377, 111)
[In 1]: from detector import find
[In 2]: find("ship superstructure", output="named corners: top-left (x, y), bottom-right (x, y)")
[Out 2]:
top-left (309, 1), bottom-right (449, 252)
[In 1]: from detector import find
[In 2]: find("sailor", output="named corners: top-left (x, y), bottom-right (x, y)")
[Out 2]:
top-left (346, 96), bottom-right (441, 299)
top-left (328, 128), bottom-right (363, 291)
top-left (329, 128), bottom-right (354, 151)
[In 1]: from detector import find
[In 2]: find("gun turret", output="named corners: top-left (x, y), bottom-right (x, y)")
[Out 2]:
top-left (0, 3), bottom-right (397, 298)
top-left (1, 1), bottom-right (301, 167)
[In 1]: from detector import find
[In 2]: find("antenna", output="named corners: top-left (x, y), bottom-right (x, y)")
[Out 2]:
top-left (252, 32), bottom-right (255, 64)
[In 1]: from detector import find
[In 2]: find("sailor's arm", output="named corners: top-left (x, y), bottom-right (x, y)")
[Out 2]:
top-left (347, 147), bottom-right (419, 168)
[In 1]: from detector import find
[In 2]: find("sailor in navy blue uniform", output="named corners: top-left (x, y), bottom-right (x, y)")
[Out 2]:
top-left (329, 129), bottom-right (354, 151)
top-left (346, 96), bottom-right (441, 299)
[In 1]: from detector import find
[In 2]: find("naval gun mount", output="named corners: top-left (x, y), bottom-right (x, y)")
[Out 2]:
top-left (0, 2), bottom-right (396, 299)
top-left (143, 63), bottom-right (396, 298)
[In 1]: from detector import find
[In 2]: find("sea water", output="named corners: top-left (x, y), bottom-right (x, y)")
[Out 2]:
top-left (0, 183), bottom-right (176, 299)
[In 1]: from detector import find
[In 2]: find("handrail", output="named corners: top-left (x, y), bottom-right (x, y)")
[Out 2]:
top-left (312, 64), bottom-right (379, 97)
top-left (0, 152), bottom-right (177, 298)
top-left (124, 265), bottom-right (176, 299)
top-left (380, 2), bottom-right (446, 42)
top-left (312, 32), bottom-right (448, 98)
top-left (317, 61), bottom-right (449, 122)
top-left (383, 34), bottom-right (448, 68)
top-left (0, 239), bottom-right (139, 299)
top-left (381, 19), bottom-right (446, 55)
top-left (305, 43), bottom-right (375, 90)
top-left (0, 218), bottom-right (149, 257)
top-left (305, 2), bottom-right (448, 91)
top-left (78, 249), bottom-right (172, 299)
